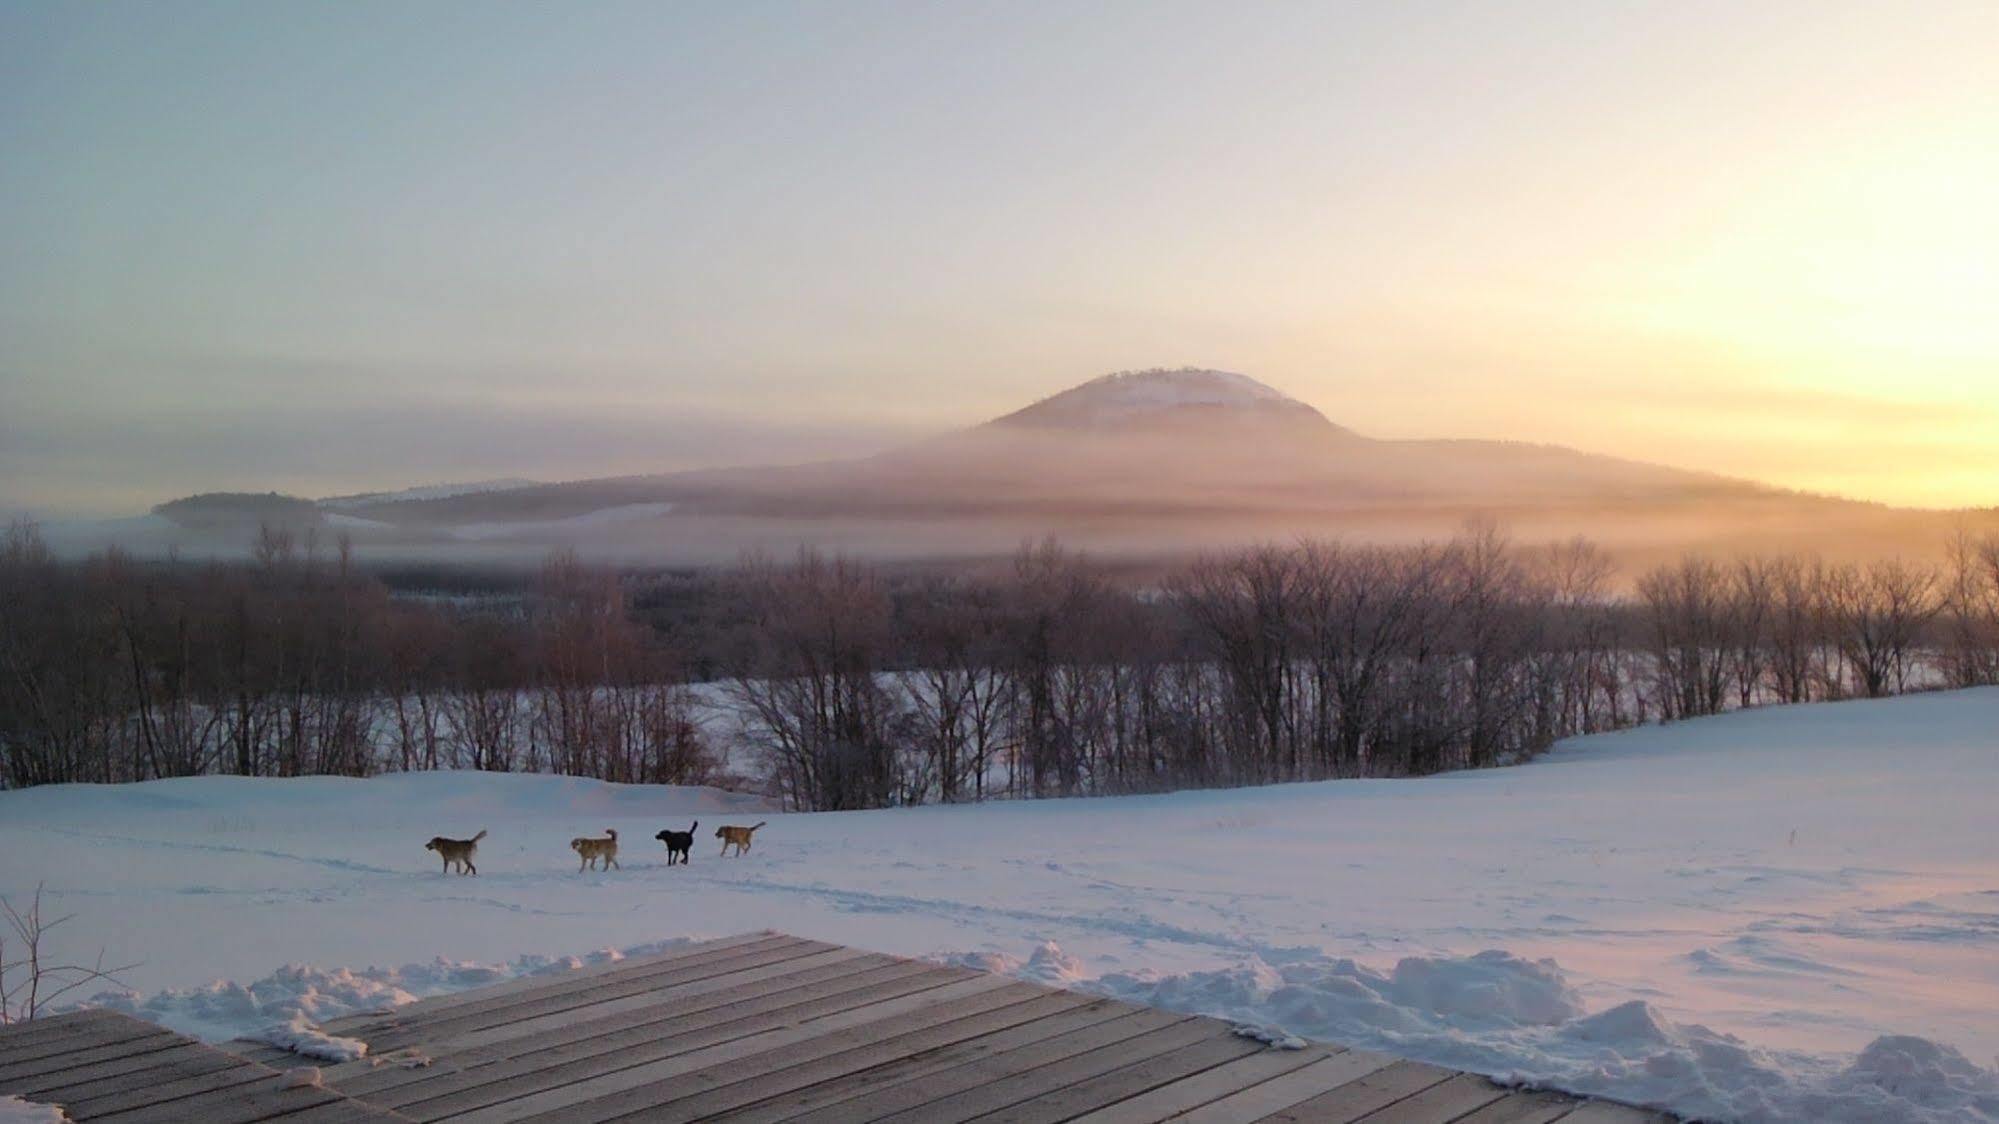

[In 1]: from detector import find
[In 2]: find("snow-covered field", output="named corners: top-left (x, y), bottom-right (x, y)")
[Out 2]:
top-left (2, 691), bottom-right (1996, 1122)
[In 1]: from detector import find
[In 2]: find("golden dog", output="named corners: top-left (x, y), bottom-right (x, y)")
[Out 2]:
top-left (715, 821), bottom-right (767, 857)
top-left (571, 829), bottom-right (620, 872)
top-left (425, 830), bottom-right (486, 876)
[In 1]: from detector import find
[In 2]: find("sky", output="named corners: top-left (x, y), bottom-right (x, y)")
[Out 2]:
top-left (2, 0), bottom-right (1995, 515)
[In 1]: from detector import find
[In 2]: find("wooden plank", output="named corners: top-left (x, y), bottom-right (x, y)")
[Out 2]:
top-left (7, 1041), bottom-right (224, 1099)
top-left (616, 1002), bottom-right (1186, 1124)
top-left (1558, 1101), bottom-right (1677, 1123)
top-left (329, 951), bottom-right (902, 1097)
top-left (857, 1017), bottom-right (1225, 1124)
top-left (346, 958), bottom-right (939, 1105)
top-left (977, 1030), bottom-right (1271, 1124)
top-left (259, 1097), bottom-right (413, 1123)
top-left (412, 974), bottom-right (1036, 1123)
top-left (0, 1009), bottom-right (128, 1049)
top-left (0, 1027), bottom-right (182, 1083)
top-left (61, 1058), bottom-right (277, 1118)
top-left (225, 1041), bottom-right (305, 1066)
top-left (88, 1073), bottom-right (343, 1124)
top-left (360, 937), bottom-right (837, 1053)
top-left (1456, 1089), bottom-right (1584, 1124)
top-left (714, 996), bottom-right (1142, 1124)
top-left (1349, 1072), bottom-right (1511, 1123)
top-left (0, 1016), bottom-right (172, 1069)
top-left (776, 1006), bottom-right (1186, 1124)
top-left (1251, 1058), bottom-right (1460, 1123)
top-left (340, 932), bottom-right (810, 1044)
top-left (1172, 1048), bottom-right (1401, 1124)
top-left (1067, 1044), bottom-right (1339, 1124)
top-left (322, 931), bottom-right (780, 1034)
top-left (443, 974), bottom-right (1035, 1124)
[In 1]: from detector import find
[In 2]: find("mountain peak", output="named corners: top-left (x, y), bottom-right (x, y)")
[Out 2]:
top-left (989, 368), bottom-right (1346, 435)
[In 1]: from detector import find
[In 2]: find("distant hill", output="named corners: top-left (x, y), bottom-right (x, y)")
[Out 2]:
top-left (153, 492), bottom-right (322, 532)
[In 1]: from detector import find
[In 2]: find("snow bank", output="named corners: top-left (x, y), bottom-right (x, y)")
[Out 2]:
top-left (1057, 941), bottom-right (1999, 1123)
top-left (0, 1098), bottom-right (68, 1124)
top-left (86, 940), bottom-right (705, 1046)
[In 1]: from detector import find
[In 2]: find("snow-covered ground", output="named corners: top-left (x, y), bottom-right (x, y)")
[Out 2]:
top-left (2, 691), bottom-right (1995, 1122)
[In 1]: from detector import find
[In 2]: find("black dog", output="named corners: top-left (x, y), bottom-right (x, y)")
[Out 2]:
top-left (654, 822), bottom-right (698, 866)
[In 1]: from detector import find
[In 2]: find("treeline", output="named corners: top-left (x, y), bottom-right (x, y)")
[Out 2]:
top-left (0, 524), bottom-right (707, 789)
top-left (3, 521), bottom-right (1996, 808)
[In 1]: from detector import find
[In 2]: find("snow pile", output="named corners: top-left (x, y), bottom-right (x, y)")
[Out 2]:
top-left (255, 1015), bottom-right (369, 1063)
top-left (1067, 943), bottom-right (1999, 1124)
top-left (0, 1098), bottom-right (68, 1124)
top-left (85, 941), bottom-right (701, 1044)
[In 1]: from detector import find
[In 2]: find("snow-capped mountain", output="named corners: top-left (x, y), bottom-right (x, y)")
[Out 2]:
top-left (990, 368), bottom-right (1347, 435)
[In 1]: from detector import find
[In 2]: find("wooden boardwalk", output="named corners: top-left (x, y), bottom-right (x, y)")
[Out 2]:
top-left (2, 932), bottom-right (1675, 1122)
top-left (0, 1007), bottom-right (403, 1122)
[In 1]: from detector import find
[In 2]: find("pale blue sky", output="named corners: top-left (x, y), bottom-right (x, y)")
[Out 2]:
top-left (4, 1), bottom-right (1995, 512)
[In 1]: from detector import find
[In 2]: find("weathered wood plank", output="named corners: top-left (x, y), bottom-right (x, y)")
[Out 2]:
top-left (1250, 1058), bottom-right (1460, 1123)
top-left (224, 1041), bottom-right (304, 1066)
top-left (348, 958), bottom-right (941, 1106)
top-left (331, 951), bottom-right (903, 1097)
top-left (0, 1017), bottom-right (173, 1070)
top-left (1456, 1088), bottom-right (1584, 1124)
top-left (259, 1097), bottom-right (414, 1123)
top-left (323, 931), bottom-right (780, 1034)
top-left (975, 1030), bottom-right (1272, 1124)
top-left (360, 937), bottom-right (838, 1053)
top-left (1067, 1044), bottom-right (1339, 1124)
top-left (1348, 1071), bottom-right (1512, 1123)
top-left (1457, 1093), bottom-right (1573, 1124)
top-left (446, 975), bottom-right (1035, 1124)
top-left (0, 1010), bottom-right (414, 1124)
top-left (1171, 1048), bottom-right (1401, 1124)
top-left (713, 995), bottom-right (1141, 1124)
top-left (87, 1073), bottom-right (344, 1124)
top-left (856, 1017), bottom-right (1225, 1124)
top-left (60, 1058), bottom-right (276, 1118)
top-left (0, 1027), bottom-right (182, 1083)
top-left (353, 935), bottom-right (819, 1044)
top-left (1558, 1101), bottom-right (1677, 1123)
top-left (775, 1006), bottom-right (1185, 1124)
top-left (8, 1041), bottom-right (224, 1099)
top-left (0, 1009), bottom-right (127, 1049)
top-left (617, 1003), bottom-right (1187, 1124)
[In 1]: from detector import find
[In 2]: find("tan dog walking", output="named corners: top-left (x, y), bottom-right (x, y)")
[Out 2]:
top-left (571, 828), bottom-right (620, 872)
top-left (425, 830), bottom-right (486, 875)
top-left (715, 821), bottom-right (766, 857)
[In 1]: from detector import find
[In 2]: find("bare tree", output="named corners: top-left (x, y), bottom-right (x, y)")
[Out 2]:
top-left (0, 886), bottom-right (139, 1024)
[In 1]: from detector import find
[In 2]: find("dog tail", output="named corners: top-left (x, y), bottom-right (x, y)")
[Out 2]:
top-left (750, 821), bottom-right (767, 832)
top-left (606, 828), bottom-right (618, 841)
top-left (689, 821), bottom-right (698, 833)
top-left (472, 829), bottom-right (487, 843)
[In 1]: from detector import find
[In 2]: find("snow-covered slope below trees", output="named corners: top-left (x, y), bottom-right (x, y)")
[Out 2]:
top-left (2, 690), bottom-right (1996, 1122)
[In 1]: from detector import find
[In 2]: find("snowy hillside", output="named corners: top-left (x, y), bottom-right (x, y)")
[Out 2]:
top-left (2, 691), bottom-right (1996, 1122)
